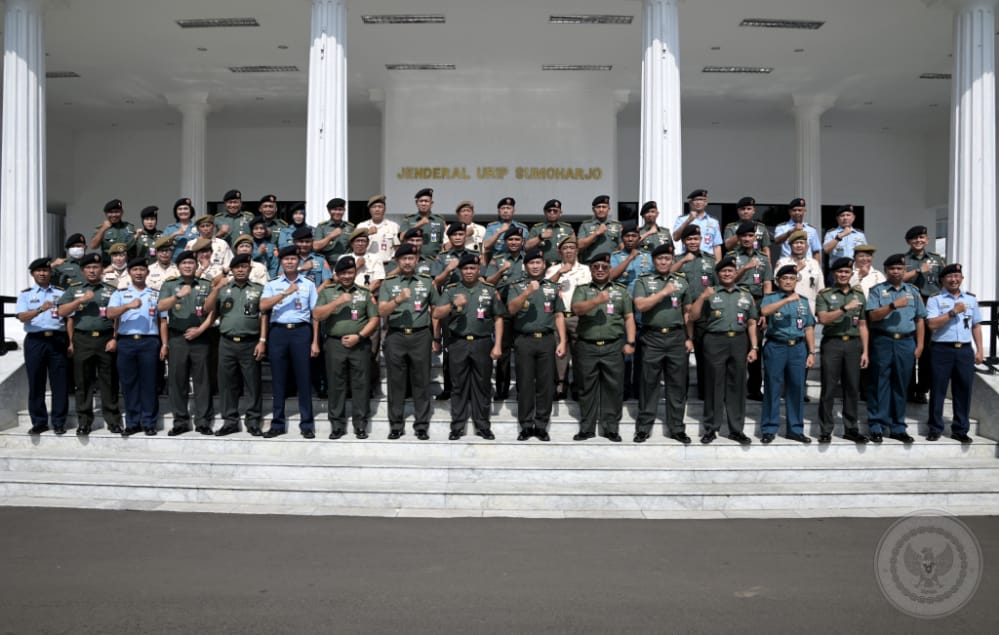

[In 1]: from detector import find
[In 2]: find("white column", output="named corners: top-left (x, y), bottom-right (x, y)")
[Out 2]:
top-left (167, 93), bottom-right (209, 212)
top-left (639, 0), bottom-right (682, 227)
top-left (1, 0), bottom-right (46, 295)
top-left (305, 0), bottom-right (348, 226)
top-left (948, 0), bottom-right (997, 300)
top-left (792, 94), bottom-right (835, 220)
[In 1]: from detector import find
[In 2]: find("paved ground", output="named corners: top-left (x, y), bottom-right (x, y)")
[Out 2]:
top-left (0, 508), bottom-right (996, 634)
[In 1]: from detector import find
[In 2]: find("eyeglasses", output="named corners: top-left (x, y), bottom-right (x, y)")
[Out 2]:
top-left (590, 263), bottom-right (610, 270)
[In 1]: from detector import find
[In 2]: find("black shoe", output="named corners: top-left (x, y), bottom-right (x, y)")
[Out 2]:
top-left (247, 427), bottom-right (263, 437)
top-left (573, 432), bottom-right (595, 441)
top-left (633, 431), bottom-right (649, 443)
top-left (329, 430), bottom-right (346, 440)
top-left (388, 430), bottom-right (404, 440)
top-left (570, 391), bottom-right (580, 402)
top-left (534, 429), bottom-right (550, 442)
top-left (144, 428), bottom-right (157, 436)
top-left (951, 432), bottom-right (973, 444)
top-left (669, 432), bottom-right (692, 445)
top-left (76, 425), bottom-right (91, 437)
top-left (889, 432), bottom-right (914, 444)
top-left (168, 426), bottom-right (190, 437)
top-left (122, 427), bottom-right (141, 437)
top-left (747, 392), bottom-right (764, 401)
top-left (803, 395), bottom-right (811, 403)
top-left (448, 431), bottom-right (462, 441)
top-left (727, 431), bottom-right (752, 446)
top-left (818, 434), bottom-right (832, 444)
top-left (215, 424), bottom-right (239, 437)
top-left (700, 431), bottom-right (717, 445)
top-left (908, 393), bottom-right (928, 404)
top-left (355, 430), bottom-right (369, 440)
top-left (761, 433), bottom-right (775, 444)
top-left (195, 425), bottom-right (213, 436)
top-left (416, 430), bottom-right (430, 441)
top-left (28, 424), bottom-right (49, 435)
top-left (602, 432), bottom-right (622, 443)
top-left (316, 390), bottom-right (328, 400)
top-left (555, 391), bottom-right (568, 401)
top-left (493, 391), bottom-right (509, 402)
top-left (301, 430), bottom-right (315, 439)
top-left (843, 430), bottom-right (869, 444)
top-left (926, 432), bottom-right (941, 442)
top-left (263, 429), bottom-right (285, 439)
top-left (475, 429), bottom-right (495, 440)
top-left (52, 425), bottom-right (66, 435)
top-left (106, 423), bottom-right (123, 434)
top-left (870, 432), bottom-right (884, 444)
top-left (786, 432), bottom-right (812, 444)
top-left (435, 391), bottom-right (451, 401)
top-left (517, 429), bottom-right (533, 441)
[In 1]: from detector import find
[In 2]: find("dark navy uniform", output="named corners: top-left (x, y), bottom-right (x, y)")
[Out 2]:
top-left (926, 285), bottom-right (982, 438)
top-left (262, 273), bottom-right (318, 435)
top-left (110, 283), bottom-right (161, 433)
top-left (17, 278), bottom-right (68, 433)
top-left (760, 290), bottom-right (815, 437)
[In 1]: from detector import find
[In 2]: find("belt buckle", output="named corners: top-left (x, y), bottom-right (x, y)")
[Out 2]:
top-left (954, 342), bottom-right (963, 348)
top-left (465, 335), bottom-right (475, 341)
top-left (403, 328), bottom-right (413, 334)
top-left (232, 336), bottom-right (242, 342)
top-left (727, 331), bottom-right (736, 337)
top-left (533, 332), bottom-right (543, 338)
top-left (787, 339), bottom-right (797, 346)
top-left (841, 335), bottom-right (850, 341)
top-left (595, 340), bottom-right (606, 346)
top-left (131, 334), bottom-right (142, 340)
top-left (91, 331), bottom-right (100, 337)
top-left (286, 323), bottom-right (296, 329)
top-left (660, 327), bottom-right (670, 334)
top-left (892, 333), bottom-right (901, 340)
top-left (44, 331), bottom-right (53, 337)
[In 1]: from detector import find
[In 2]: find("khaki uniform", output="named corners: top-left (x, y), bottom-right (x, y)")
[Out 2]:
top-left (508, 277), bottom-right (564, 432)
top-left (701, 285), bottom-right (759, 435)
top-left (215, 279), bottom-right (265, 432)
top-left (319, 282), bottom-right (378, 434)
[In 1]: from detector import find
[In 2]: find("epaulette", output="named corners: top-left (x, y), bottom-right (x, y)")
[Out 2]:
top-left (852, 285), bottom-right (865, 293)
top-left (101, 282), bottom-right (118, 290)
top-left (417, 273), bottom-right (434, 279)
top-left (735, 285), bottom-right (752, 293)
top-left (69, 281), bottom-right (83, 287)
top-left (163, 275), bottom-right (180, 282)
top-left (445, 282), bottom-right (460, 290)
top-left (531, 222), bottom-right (545, 229)
top-left (612, 281), bottom-right (628, 289)
top-left (637, 272), bottom-right (655, 279)
top-left (673, 271), bottom-right (687, 278)
top-left (21, 287), bottom-right (31, 293)
top-left (274, 219), bottom-right (289, 227)
top-left (53, 285), bottom-right (64, 292)
top-left (482, 280), bottom-right (495, 287)
top-left (383, 274), bottom-right (399, 281)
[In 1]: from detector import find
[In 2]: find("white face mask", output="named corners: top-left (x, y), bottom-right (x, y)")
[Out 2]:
top-left (68, 247), bottom-right (85, 259)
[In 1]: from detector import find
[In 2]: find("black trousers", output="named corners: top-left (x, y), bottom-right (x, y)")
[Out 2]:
top-left (24, 332), bottom-right (69, 428)
top-left (448, 336), bottom-right (494, 432)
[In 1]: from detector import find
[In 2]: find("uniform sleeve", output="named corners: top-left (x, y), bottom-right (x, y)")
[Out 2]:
top-left (570, 285), bottom-right (587, 310)
top-left (435, 286), bottom-right (452, 308)
top-left (553, 291), bottom-right (566, 314)
top-left (621, 290), bottom-right (634, 316)
top-left (262, 281), bottom-right (278, 300)
top-left (914, 293), bottom-right (928, 320)
top-left (428, 284), bottom-right (442, 305)
top-left (925, 295), bottom-right (943, 319)
top-left (577, 222), bottom-right (593, 239)
top-left (108, 290), bottom-right (124, 308)
top-left (747, 297), bottom-right (760, 320)
top-left (15, 291), bottom-right (32, 313)
top-left (316, 287), bottom-right (334, 308)
top-left (723, 223), bottom-right (736, 240)
top-left (709, 223), bottom-right (724, 249)
top-left (632, 278), bottom-right (649, 300)
top-left (809, 228), bottom-right (821, 253)
top-left (804, 302), bottom-right (816, 327)
top-left (759, 227), bottom-right (772, 248)
top-left (306, 281), bottom-right (319, 310)
top-left (865, 287), bottom-right (882, 312)
top-left (815, 291), bottom-right (830, 314)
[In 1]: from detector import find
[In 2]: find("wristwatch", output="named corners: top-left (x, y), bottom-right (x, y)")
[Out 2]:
top-left (625, 341), bottom-right (636, 347)
top-left (948, 309), bottom-right (957, 318)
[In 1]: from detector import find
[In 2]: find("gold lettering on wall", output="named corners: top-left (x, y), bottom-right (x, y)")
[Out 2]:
top-left (396, 166), bottom-right (603, 181)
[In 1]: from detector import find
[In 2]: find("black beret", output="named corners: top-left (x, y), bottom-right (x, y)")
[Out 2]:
top-left (651, 243), bottom-right (674, 258)
top-left (333, 256), bottom-right (356, 273)
top-left (223, 189), bottom-right (242, 202)
top-left (620, 220), bottom-right (640, 235)
top-left (905, 225), bottom-right (927, 240)
top-left (277, 245), bottom-right (299, 259)
top-left (775, 264), bottom-right (798, 278)
top-left (830, 257), bottom-right (854, 271)
top-left (292, 226), bottom-right (313, 241)
top-left (287, 203), bottom-right (305, 215)
top-left (789, 198), bottom-right (806, 208)
top-left (589, 253), bottom-right (611, 265)
top-left (737, 196), bottom-right (756, 208)
top-left (126, 257), bottom-right (148, 270)
top-left (395, 243), bottom-right (419, 258)
top-left (103, 199), bottom-right (123, 212)
top-left (640, 201), bottom-right (658, 215)
top-left (65, 233), bottom-right (86, 248)
top-left (940, 263), bottom-right (963, 277)
top-left (736, 221), bottom-right (757, 236)
top-left (715, 256), bottom-right (738, 272)
top-left (523, 248), bottom-right (545, 263)
top-left (326, 198), bottom-right (346, 210)
top-left (415, 188), bottom-right (434, 199)
top-left (229, 254), bottom-right (252, 268)
top-left (544, 199), bottom-right (562, 211)
top-left (140, 206), bottom-right (159, 219)
top-left (259, 194), bottom-right (277, 204)
top-left (175, 250), bottom-right (196, 264)
top-left (680, 225), bottom-right (701, 239)
top-left (836, 204), bottom-right (855, 215)
top-left (446, 222), bottom-right (466, 236)
top-left (883, 253), bottom-right (906, 268)
top-left (497, 196), bottom-right (515, 208)
top-left (591, 195), bottom-right (610, 207)
top-left (249, 215), bottom-right (266, 227)
top-left (173, 197), bottom-right (192, 210)
top-left (402, 227), bottom-right (423, 240)
top-left (687, 189), bottom-right (708, 200)
top-left (28, 257), bottom-right (51, 271)
top-left (458, 252), bottom-right (479, 268)
top-left (79, 252), bottom-right (103, 267)
top-left (504, 226), bottom-right (524, 239)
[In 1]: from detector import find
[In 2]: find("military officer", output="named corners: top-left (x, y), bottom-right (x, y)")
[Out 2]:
top-left (433, 253), bottom-right (505, 440)
top-left (672, 225), bottom-right (718, 401)
top-left (571, 253), bottom-right (635, 441)
top-left (314, 256), bottom-right (380, 439)
top-left (357, 194), bottom-right (401, 267)
top-left (776, 230), bottom-right (825, 315)
top-left (102, 243), bottom-right (131, 289)
top-left (723, 196), bottom-right (771, 256)
top-left (378, 243), bottom-right (440, 440)
top-left (158, 250), bottom-right (216, 435)
top-left (434, 222), bottom-right (474, 289)
top-left (386, 228), bottom-right (443, 278)
top-left (448, 200), bottom-right (486, 254)
top-left (17, 258), bottom-right (69, 435)
top-left (689, 257), bottom-right (759, 445)
top-left (545, 236), bottom-right (591, 400)
top-left (260, 245), bottom-right (319, 438)
top-left (232, 234), bottom-right (271, 285)
top-left (482, 196), bottom-right (529, 262)
top-left (107, 258), bottom-right (162, 436)
top-left (400, 188), bottom-right (447, 258)
top-left (249, 214), bottom-right (280, 277)
top-left (291, 227), bottom-right (332, 290)
top-left (484, 227), bottom-right (526, 401)
top-left (773, 198), bottom-right (822, 261)
top-left (277, 203), bottom-right (313, 250)
top-left (925, 263), bottom-right (983, 444)
top-left (759, 264), bottom-right (816, 444)
top-left (193, 214), bottom-right (234, 269)
top-left (902, 225), bottom-right (946, 404)
top-left (204, 253), bottom-right (267, 437)
top-left (637, 201), bottom-right (672, 252)
top-left (865, 253), bottom-right (927, 444)
top-left (214, 189), bottom-right (254, 246)
top-left (146, 237), bottom-right (179, 291)
top-left (850, 245), bottom-right (885, 296)
top-left (577, 194), bottom-right (622, 264)
top-left (610, 221), bottom-right (654, 401)
top-left (134, 206), bottom-right (163, 263)
top-left (51, 233), bottom-right (88, 289)
top-left (632, 244), bottom-right (695, 443)
top-left (163, 197), bottom-right (200, 256)
top-left (257, 193), bottom-right (288, 239)
top-left (342, 227), bottom-right (386, 293)
top-left (57, 252), bottom-right (123, 435)
top-left (526, 199), bottom-right (574, 266)
top-left (672, 189), bottom-right (723, 260)
top-left (314, 197), bottom-right (355, 263)
top-left (730, 221), bottom-right (773, 400)
top-left (816, 257), bottom-right (870, 444)
top-left (822, 204), bottom-right (867, 263)
top-left (90, 198), bottom-right (136, 260)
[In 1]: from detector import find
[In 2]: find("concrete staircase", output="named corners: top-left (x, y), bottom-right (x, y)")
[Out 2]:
top-left (2, 360), bottom-right (997, 519)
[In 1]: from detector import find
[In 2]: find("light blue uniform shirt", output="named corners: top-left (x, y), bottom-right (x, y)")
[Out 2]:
top-left (762, 291), bottom-right (815, 340)
top-left (673, 214), bottom-right (724, 256)
top-left (483, 220), bottom-right (529, 257)
top-left (822, 227), bottom-right (868, 260)
top-left (927, 290), bottom-right (982, 343)
top-left (109, 285), bottom-right (160, 335)
top-left (263, 275), bottom-right (318, 324)
top-left (16, 285), bottom-right (65, 332)
top-left (775, 221), bottom-right (822, 258)
top-left (866, 282), bottom-right (927, 335)
top-left (610, 249), bottom-right (654, 294)
top-left (163, 222), bottom-right (201, 257)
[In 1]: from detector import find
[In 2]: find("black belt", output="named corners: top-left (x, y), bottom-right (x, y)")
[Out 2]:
top-left (274, 322), bottom-right (309, 329)
top-left (451, 334), bottom-right (490, 341)
top-left (767, 338), bottom-right (802, 346)
top-left (27, 331), bottom-right (64, 338)
top-left (121, 334), bottom-right (158, 340)
top-left (933, 342), bottom-right (971, 348)
top-left (222, 334), bottom-right (259, 343)
top-left (706, 331), bottom-right (745, 338)
top-left (580, 338), bottom-right (619, 346)
top-left (643, 326), bottom-right (682, 335)
top-left (516, 331), bottom-right (553, 338)
top-left (874, 331), bottom-right (914, 339)
top-left (823, 335), bottom-right (859, 342)
top-left (79, 330), bottom-right (113, 338)
top-left (389, 326), bottom-right (429, 334)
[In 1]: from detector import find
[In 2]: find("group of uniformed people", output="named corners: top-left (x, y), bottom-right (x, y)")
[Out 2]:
top-left (16, 188), bottom-right (985, 445)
